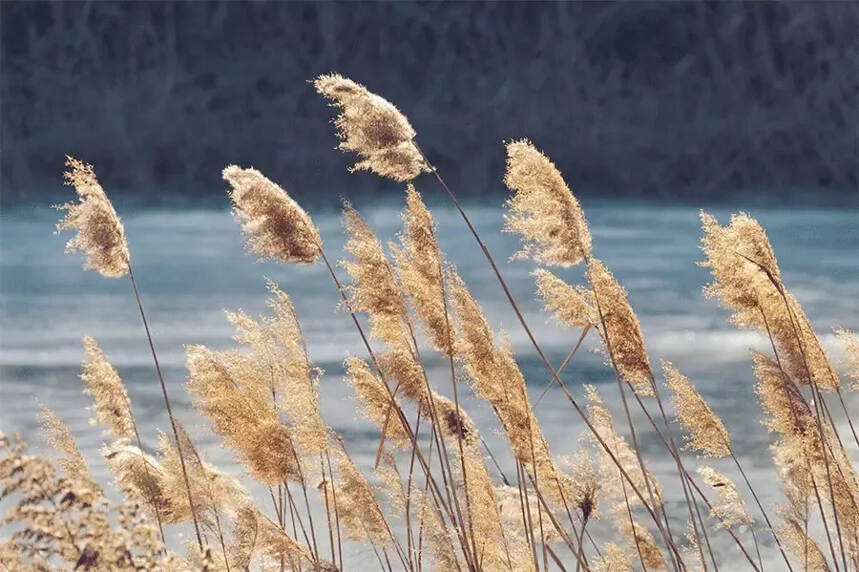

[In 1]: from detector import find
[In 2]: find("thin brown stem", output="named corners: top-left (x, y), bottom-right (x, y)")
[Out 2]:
top-left (127, 264), bottom-right (203, 550)
top-left (418, 158), bottom-right (685, 557)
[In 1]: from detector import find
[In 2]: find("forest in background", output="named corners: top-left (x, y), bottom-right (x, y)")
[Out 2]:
top-left (1, 1), bottom-right (857, 207)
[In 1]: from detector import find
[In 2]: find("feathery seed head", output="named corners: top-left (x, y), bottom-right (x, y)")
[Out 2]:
top-left (40, 405), bottom-right (92, 485)
top-left (331, 446), bottom-right (390, 544)
top-left (778, 517), bottom-right (832, 572)
top-left (345, 356), bottom-right (410, 448)
top-left (504, 140), bottom-right (592, 266)
top-left (224, 165), bottom-right (322, 264)
top-left (451, 268), bottom-right (574, 504)
top-left (342, 203), bottom-right (410, 346)
top-left (594, 543), bottom-right (632, 572)
top-left (81, 336), bottom-right (135, 440)
top-left (587, 259), bottom-right (654, 395)
top-left (836, 328), bottom-right (859, 390)
top-left (701, 212), bottom-right (838, 389)
top-left (586, 385), bottom-right (663, 509)
top-left (394, 185), bottom-right (454, 355)
top-left (534, 268), bottom-right (598, 329)
top-left (56, 156), bottom-right (130, 277)
top-left (663, 362), bottom-right (730, 457)
top-left (314, 73), bottom-right (428, 182)
top-left (157, 429), bottom-right (248, 526)
top-left (226, 281), bottom-right (329, 454)
top-left (614, 512), bottom-right (668, 571)
top-left (103, 442), bottom-right (170, 518)
top-left (697, 466), bottom-right (753, 529)
top-left (186, 345), bottom-right (300, 484)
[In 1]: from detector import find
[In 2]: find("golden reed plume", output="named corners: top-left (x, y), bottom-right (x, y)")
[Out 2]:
top-left (701, 211), bottom-right (838, 390)
top-left (697, 466), bottom-right (754, 529)
top-left (393, 184), bottom-right (454, 355)
top-left (663, 362), bottom-right (731, 458)
top-left (80, 335), bottom-right (135, 440)
top-left (186, 345), bottom-right (301, 486)
top-left (341, 203), bottom-right (410, 346)
top-left (587, 259), bottom-right (654, 396)
top-left (224, 165), bottom-right (322, 264)
top-left (314, 74), bottom-right (428, 182)
top-left (585, 386), bottom-right (663, 509)
top-left (836, 328), bottom-right (859, 390)
top-left (56, 156), bottom-right (130, 277)
top-left (533, 268), bottom-right (598, 329)
top-left (40, 405), bottom-right (93, 485)
top-left (504, 140), bottom-right (591, 266)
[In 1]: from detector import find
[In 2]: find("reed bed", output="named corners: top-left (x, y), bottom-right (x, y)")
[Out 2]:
top-left (2, 75), bottom-right (857, 571)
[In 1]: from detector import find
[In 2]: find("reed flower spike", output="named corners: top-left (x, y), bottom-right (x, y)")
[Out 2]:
top-left (56, 156), bottom-right (130, 277)
top-left (836, 328), bottom-right (859, 390)
top-left (224, 165), bottom-right (322, 264)
top-left (587, 259), bottom-right (654, 395)
top-left (341, 202), bottom-right (410, 346)
top-left (314, 73), bottom-right (428, 182)
top-left (393, 184), bottom-right (453, 355)
top-left (700, 211), bottom-right (838, 389)
top-left (504, 140), bottom-right (591, 266)
top-left (663, 362), bottom-right (730, 458)
top-left (80, 335), bottom-right (135, 440)
top-left (533, 268), bottom-right (598, 329)
top-left (697, 466), bottom-right (753, 529)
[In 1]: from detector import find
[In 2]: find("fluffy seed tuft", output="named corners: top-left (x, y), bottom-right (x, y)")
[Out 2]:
top-left (314, 73), bottom-right (428, 182)
top-left (503, 140), bottom-right (591, 266)
top-left (224, 165), bottom-right (322, 264)
top-left (56, 156), bottom-right (130, 277)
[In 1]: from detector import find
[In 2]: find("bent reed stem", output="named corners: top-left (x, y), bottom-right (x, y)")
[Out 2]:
top-left (127, 263), bottom-right (203, 551)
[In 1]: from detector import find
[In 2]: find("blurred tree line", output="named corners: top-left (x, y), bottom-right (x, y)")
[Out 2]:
top-left (1, 1), bottom-right (856, 207)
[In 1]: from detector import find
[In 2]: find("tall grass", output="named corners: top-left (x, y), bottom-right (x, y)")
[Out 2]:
top-left (2, 75), bottom-right (857, 571)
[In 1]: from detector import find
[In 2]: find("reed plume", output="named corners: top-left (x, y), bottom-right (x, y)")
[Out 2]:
top-left (345, 355), bottom-right (410, 448)
top-left (503, 140), bottom-right (592, 266)
top-left (663, 362), bottom-right (731, 458)
top-left (393, 184), bottom-right (453, 355)
top-left (615, 511), bottom-right (668, 571)
top-left (594, 542), bottom-right (632, 572)
top-left (186, 345), bottom-right (301, 485)
top-left (226, 281), bottom-right (329, 454)
top-left (585, 386), bottom-right (663, 509)
top-left (700, 211), bottom-right (838, 390)
top-left (450, 269), bottom-right (573, 505)
top-left (157, 429), bottom-right (247, 528)
top-left (314, 73), bottom-right (428, 182)
top-left (533, 268), bottom-right (598, 330)
top-left (697, 466), bottom-right (753, 529)
top-left (330, 446), bottom-right (390, 545)
top-left (418, 490), bottom-right (462, 571)
top-left (836, 329), bottom-right (859, 390)
top-left (1, 435), bottom-right (176, 569)
top-left (55, 156), bottom-right (130, 278)
top-left (39, 405), bottom-right (93, 485)
top-left (341, 203), bottom-right (410, 346)
top-left (224, 165), bottom-right (322, 264)
top-left (232, 505), bottom-right (322, 571)
top-left (756, 350), bottom-right (859, 554)
top-left (80, 335), bottom-right (135, 440)
top-left (778, 516), bottom-right (832, 571)
top-left (587, 259), bottom-right (654, 396)
top-left (103, 442), bottom-right (170, 518)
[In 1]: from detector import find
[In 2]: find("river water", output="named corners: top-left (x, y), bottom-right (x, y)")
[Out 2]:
top-left (1, 201), bottom-right (857, 567)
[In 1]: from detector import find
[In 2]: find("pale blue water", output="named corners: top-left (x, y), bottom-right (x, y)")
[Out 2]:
top-left (1, 202), bottom-right (857, 567)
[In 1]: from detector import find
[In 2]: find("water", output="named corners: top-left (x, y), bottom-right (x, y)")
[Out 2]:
top-left (1, 201), bottom-right (857, 567)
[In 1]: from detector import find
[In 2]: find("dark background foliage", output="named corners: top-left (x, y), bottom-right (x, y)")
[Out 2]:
top-left (1, 1), bottom-right (857, 207)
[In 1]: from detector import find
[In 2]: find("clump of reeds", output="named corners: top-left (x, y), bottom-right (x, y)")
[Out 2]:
top-left (5, 73), bottom-right (857, 572)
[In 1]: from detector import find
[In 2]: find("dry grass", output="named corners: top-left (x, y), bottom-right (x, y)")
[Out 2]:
top-left (2, 74), bottom-right (857, 572)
